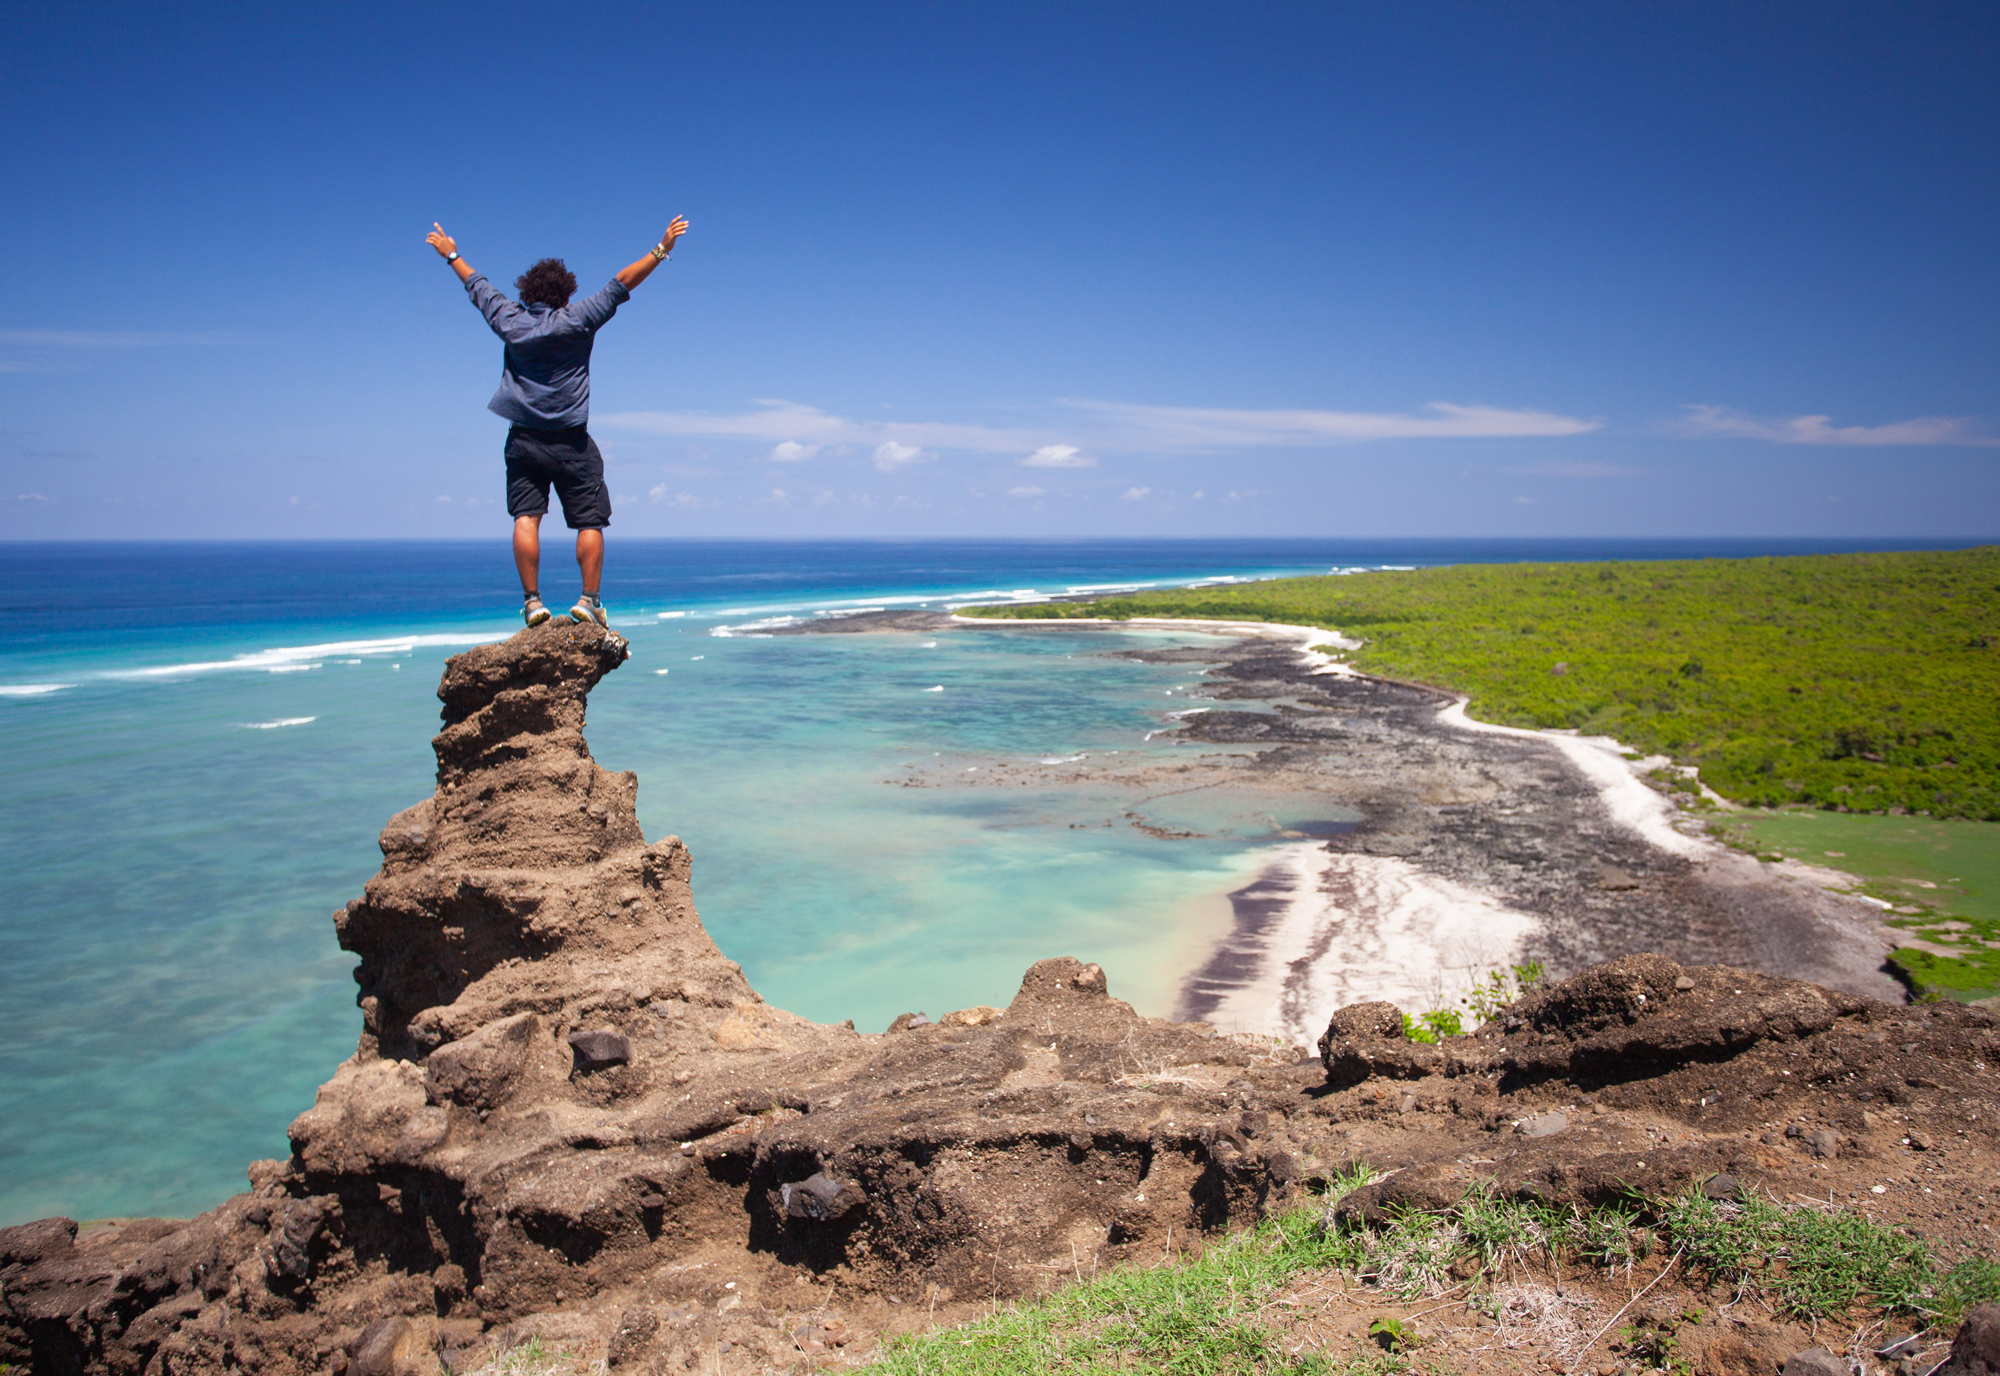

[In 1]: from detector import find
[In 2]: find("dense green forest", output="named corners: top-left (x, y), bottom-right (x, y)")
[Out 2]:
top-left (969, 548), bottom-right (2000, 820)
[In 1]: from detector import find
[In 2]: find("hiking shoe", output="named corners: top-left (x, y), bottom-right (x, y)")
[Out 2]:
top-left (523, 596), bottom-right (552, 627)
top-left (570, 596), bottom-right (608, 627)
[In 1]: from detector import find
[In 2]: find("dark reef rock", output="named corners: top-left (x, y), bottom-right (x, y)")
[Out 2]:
top-left (6, 618), bottom-right (1996, 1376)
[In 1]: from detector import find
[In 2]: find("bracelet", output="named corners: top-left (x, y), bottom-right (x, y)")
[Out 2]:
top-left (444, 251), bottom-right (460, 264)
top-left (649, 243), bottom-right (670, 261)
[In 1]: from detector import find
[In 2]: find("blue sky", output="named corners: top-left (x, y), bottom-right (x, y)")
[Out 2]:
top-left (2, 1), bottom-right (1995, 539)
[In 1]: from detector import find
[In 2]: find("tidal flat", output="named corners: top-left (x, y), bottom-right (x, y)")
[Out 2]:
top-left (785, 611), bottom-right (1903, 1042)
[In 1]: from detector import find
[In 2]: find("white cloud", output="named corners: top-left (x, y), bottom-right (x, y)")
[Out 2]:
top-left (1674, 405), bottom-right (1999, 447)
top-left (1007, 485), bottom-right (1046, 498)
top-left (602, 401), bottom-right (1048, 454)
top-left (873, 441), bottom-right (930, 471)
top-left (1021, 444), bottom-right (1093, 468)
top-left (769, 440), bottom-right (820, 462)
top-left (811, 490), bottom-right (837, 506)
top-left (16, 492), bottom-right (48, 501)
top-left (434, 495), bottom-right (453, 504)
top-left (1191, 491), bottom-right (1206, 500)
top-left (769, 488), bottom-right (790, 503)
top-left (1120, 486), bottom-right (1150, 502)
top-left (1064, 399), bottom-right (1601, 447)
top-left (1512, 496), bottom-right (1536, 504)
top-left (648, 484), bottom-right (703, 506)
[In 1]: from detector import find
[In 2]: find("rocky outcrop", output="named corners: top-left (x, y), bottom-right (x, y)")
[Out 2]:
top-left (6, 620), bottom-right (1997, 1376)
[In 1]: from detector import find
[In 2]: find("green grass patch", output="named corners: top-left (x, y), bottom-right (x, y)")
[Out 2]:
top-left (860, 1192), bottom-right (1373, 1375)
top-left (861, 1175), bottom-right (2000, 1375)
top-left (964, 548), bottom-right (2000, 820)
top-left (1707, 810), bottom-right (2000, 1000)
top-left (1715, 811), bottom-right (2000, 924)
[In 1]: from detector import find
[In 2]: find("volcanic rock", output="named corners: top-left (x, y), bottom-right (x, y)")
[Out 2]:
top-left (1939, 1305), bottom-right (2000, 1376)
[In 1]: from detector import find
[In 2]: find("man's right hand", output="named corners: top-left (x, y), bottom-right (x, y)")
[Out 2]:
top-left (658, 216), bottom-right (689, 255)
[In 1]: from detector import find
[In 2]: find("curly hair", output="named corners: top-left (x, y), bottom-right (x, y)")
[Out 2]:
top-left (515, 257), bottom-right (578, 309)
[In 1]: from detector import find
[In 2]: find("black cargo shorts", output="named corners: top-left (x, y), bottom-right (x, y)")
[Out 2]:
top-left (503, 424), bottom-right (612, 530)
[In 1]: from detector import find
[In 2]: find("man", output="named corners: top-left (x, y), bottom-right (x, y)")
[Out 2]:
top-left (425, 216), bottom-right (688, 626)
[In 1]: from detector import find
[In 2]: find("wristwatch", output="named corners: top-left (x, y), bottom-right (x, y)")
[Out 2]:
top-left (649, 242), bottom-right (670, 261)
top-left (445, 251), bottom-right (460, 263)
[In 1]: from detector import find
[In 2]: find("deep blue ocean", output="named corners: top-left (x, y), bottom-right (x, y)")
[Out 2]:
top-left (0, 536), bottom-right (1976, 1226)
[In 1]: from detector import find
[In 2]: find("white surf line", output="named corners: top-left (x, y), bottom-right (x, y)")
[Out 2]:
top-left (101, 631), bottom-right (501, 680)
top-left (1434, 697), bottom-right (1713, 861)
top-left (0, 683), bottom-right (74, 697)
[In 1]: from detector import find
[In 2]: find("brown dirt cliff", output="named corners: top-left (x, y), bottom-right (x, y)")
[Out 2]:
top-left (5, 622), bottom-right (1997, 1375)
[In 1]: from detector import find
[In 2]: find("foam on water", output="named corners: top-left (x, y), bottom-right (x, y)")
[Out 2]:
top-left (104, 631), bottom-right (498, 680)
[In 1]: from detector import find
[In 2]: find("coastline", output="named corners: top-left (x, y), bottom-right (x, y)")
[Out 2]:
top-left (856, 607), bottom-right (1907, 1034)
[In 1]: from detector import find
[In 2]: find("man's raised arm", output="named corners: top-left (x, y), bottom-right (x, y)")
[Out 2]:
top-left (615, 217), bottom-right (689, 291)
top-left (427, 223), bottom-right (531, 339)
top-left (426, 223), bottom-right (476, 283)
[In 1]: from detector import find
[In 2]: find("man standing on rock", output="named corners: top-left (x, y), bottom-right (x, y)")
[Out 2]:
top-left (425, 217), bottom-right (688, 626)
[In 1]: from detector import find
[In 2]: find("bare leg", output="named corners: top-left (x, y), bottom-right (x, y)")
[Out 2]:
top-left (576, 528), bottom-right (603, 596)
top-left (513, 515), bottom-right (543, 595)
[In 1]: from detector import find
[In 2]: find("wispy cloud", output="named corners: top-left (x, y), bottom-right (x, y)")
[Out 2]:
top-left (601, 401), bottom-right (1048, 455)
top-left (1120, 486), bottom-right (1151, 502)
top-left (597, 396), bottom-right (1600, 464)
top-left (647, 484), bottom-right (704, 506)
top-left (0, 329), bottom-right (240, 347)
top-left (1021, 444), bottom-right (1093, 468)
top-left (1007, 485), bottom-right (1045, 498)
top-left (1066, 399), bottom-right (1601, 447)
top-left (1674, 405), bottom-right (1999, 447)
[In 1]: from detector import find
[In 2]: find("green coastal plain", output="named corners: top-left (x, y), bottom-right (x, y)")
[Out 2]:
top-left (967, 547), bottom-right (2000, 999)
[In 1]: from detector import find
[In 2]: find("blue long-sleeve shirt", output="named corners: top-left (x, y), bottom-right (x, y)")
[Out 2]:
top-left (463, 272), bottom-right (630, 429)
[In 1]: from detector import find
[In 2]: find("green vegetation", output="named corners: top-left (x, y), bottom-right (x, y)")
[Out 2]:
top-left (1401, 963), bottom-right (1548, 1040)
top-left (861, 1169), bottom-right (1380, 1376)
top-left (1711, 810), bottom-right (2000, 1002)
top-left (1400, 1009), bottom-right (1462, 1043)
top-left (862, 1172), bottom-right (2000, 1375)
top-left (967, 548), bottom-right (2000, 820)
top-left (459, 1337), bottom-right (588, 1376)
top-left (1717, 811), bottom-right (1999, 924)
top-left (1464, 961), bottom-right (1548, 1022)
